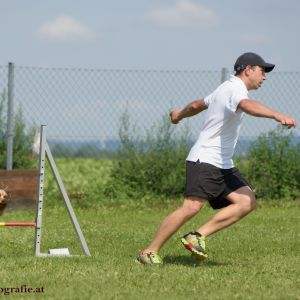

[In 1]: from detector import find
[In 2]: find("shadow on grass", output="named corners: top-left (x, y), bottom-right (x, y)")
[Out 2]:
top-left (163, 255), bottom-right (228, 267)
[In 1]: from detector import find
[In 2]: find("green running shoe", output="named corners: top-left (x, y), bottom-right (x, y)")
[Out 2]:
top-left (136, 251), bottom-right (163, 265)
top-left (181, 232), bottom-right (208, 260)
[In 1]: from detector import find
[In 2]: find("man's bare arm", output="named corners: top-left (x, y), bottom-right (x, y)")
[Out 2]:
top-left (238, 99), bottom-right (297, 128)
top-left (170, 99), bottom-right (208, 124)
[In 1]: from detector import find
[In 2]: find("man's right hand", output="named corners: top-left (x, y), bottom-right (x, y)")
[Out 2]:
top-left (169, 110), bottom-right (182, 124)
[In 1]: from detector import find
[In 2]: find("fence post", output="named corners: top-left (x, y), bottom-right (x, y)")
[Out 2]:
top-left (220, 67), bottom-right (229, 83)
top-left (6, 62), bottom-right (15, 170)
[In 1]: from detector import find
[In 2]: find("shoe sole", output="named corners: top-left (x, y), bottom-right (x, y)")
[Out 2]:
top-left (135, 257), bottom-right (163, 265)
top-left (181, 238), bottom-right (208, 260)
top-left (135, 257), bottom-right (143, 264)
top-left (135, 258), bottom-right (146, 265)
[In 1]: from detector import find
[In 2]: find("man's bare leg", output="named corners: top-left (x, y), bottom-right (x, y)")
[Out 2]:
top-left (197, 186), bottom-right (256, 237)
top-left (143, 197), bottom-right (206, 253)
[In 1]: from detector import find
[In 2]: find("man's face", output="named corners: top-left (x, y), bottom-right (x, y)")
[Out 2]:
top-left (247, 66), bottom-right (266, 90)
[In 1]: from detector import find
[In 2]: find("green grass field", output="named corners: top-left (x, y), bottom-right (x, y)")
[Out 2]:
top-left (0, 159), bottom-right (299, 299)
top-left (0, 201), bottom-right (299, 300)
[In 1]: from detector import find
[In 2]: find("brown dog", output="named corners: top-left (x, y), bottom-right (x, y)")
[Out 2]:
top-left (0, 189), bottom-right (8, 216)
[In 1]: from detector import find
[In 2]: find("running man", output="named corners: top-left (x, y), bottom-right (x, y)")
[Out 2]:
top-left (136, 52), bottom-right (297, 264)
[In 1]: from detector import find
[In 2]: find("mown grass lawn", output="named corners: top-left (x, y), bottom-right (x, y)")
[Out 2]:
top-left (0, 200), bottom-right (299, 300)
top-left (1, 158), bottom-right (299, 299)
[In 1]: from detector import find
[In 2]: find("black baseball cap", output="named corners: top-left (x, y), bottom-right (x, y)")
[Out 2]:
top-left (234, 52), bottom-right (275, 73)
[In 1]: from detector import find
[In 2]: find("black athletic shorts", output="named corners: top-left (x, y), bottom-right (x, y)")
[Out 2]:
top-left (184, 160), bottom-right (251, 209)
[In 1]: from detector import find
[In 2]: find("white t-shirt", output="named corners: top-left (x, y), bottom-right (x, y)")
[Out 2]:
top-left (186, 75), bottom-right (248, 169)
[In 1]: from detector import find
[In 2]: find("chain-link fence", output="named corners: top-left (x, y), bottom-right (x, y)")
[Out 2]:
top-left (0, 63), bottom-right (299, 166)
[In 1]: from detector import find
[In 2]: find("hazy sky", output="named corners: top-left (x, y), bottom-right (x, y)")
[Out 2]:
top-left (1, 0), bottom-right (300, 71)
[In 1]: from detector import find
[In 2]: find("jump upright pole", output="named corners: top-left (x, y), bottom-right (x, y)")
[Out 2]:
top-left (0, 125), bottom-right (90, 257)
top-left (34, 124), bottom-right (91, 257)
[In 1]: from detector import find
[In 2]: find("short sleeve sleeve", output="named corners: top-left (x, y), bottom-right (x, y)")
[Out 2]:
top-left (204, 93), bottom-right (213, 107)
top-left (228, 88), bottom-right (248, 112)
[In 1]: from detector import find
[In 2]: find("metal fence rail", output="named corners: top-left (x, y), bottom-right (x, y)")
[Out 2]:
top-left (0, 63), bottom-right (299, 164)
